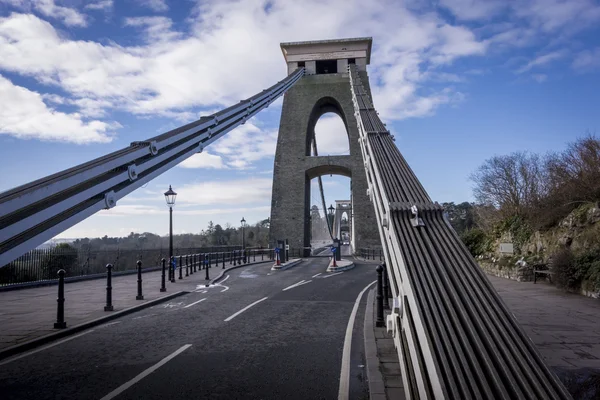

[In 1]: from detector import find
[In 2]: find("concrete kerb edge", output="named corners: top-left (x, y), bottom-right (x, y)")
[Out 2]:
top-left (364, 287), bottom-right (387, 400)
top-left (327, 261), bottom-right (355, 272)
top-left (0, 290), bottom-right (188, 362)
top-left (270, 258), bottom-right (303, 271)
top-left (210, 260), bottom-right (274, 285)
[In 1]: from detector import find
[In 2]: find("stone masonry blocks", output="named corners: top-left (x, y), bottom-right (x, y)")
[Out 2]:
top-left (269, 72), bottom-right (380, 251)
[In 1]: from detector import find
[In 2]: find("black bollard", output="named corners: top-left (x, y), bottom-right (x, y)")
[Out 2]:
top-left (190, 254), bottom-right (194, 275)
top-left (230, 251), bottom-right (233, 265)
top-left (261, 250), bottom-right (264, 261)
top-left (170, 256), bottom-right (175, 283)
top-left (185, 255), bottom-right (189, 277)
top-left (105, 264), bottom-right (114, 311)
top-left (253, 250), bottom-right (256, 262)
top-left (179, 255), bottom-right (183, 279)
top-left (160, 258), bottom-right (167, 292)
top-left (382, 265), bottom-right (390, 310)
top-left (136, 260), bottom-right (144, 300)
top-left (208, 253), bottom-right (212, 269)
top-left (54, 269), bottom-right (67, 329)
top-left (205, 257), bottom-right (210, 281)
top-left (222, 252), bottom-right (225, 269)
top-left (376, 265), bottom-right (384, 327)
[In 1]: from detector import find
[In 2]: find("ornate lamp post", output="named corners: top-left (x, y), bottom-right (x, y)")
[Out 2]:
top-left (164, 185), bottom-right (177, 282)
top-left (241, 217), bottom-right (247, 263)
top-left (328, 204), bottom-right (335, 238)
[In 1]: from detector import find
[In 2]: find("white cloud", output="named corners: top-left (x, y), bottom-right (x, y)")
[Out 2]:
top-left (513, 0), bottom-right (600, 33)
top-left (179, 151), bottom-right (227, 169)
top-left (0, 0), bottom-right (489, 123)
top-left (313, 113), bottom-right (349, 156)
top-left (36, 1), bottom-right (86, 27)
top-left (516, 50), bottom-right (567, 73)
top-left (136, 0), bottom-right (169, 12)
top-left (439, 0), bottom-right (506, 20)
top-left (124, 16), bottom-right (180, 43)
top-left (85, 0), bottom-right (113, 11)
top-left (0, 75), bottom-right (116, 143)
top-left (572, 47), bottom-right (600, 72)
top-left (211, 122), bottom-right (278, 169)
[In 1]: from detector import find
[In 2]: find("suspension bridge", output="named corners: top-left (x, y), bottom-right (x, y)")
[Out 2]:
top-left (0, 38), bottom-right (573, 400)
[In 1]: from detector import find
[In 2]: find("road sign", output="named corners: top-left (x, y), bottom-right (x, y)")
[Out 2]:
top-left (275, 247), bottom-right (280, 253)
top-left (285, 245), bottom-right (289, 250)
top-left (331, 247), bottom-right (337, 253)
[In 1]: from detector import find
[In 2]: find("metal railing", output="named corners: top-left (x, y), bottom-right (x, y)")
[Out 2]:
top-left (0, 245), bottom-right (241, 287)
top-left (356, 248), bottom-right (383, 261)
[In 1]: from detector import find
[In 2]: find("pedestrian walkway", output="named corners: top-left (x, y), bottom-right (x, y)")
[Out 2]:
top-left (0, 260), bottom-right (269, 353)
top-left (487, 274), bottom-right (600, 371)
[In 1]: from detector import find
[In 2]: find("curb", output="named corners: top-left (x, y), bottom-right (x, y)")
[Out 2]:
top-left (0, 290), bottom-right (188, 362)
top-left (271, 258), bottom-right (303, 271)
top-left (364, 288), bottom-right (387, 400)
top-left (210, 260), bottom-right (274, 285)
top-left (327, 261), bottom-right (355, 272)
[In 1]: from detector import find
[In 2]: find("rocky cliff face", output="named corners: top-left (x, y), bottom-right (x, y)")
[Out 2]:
top-left (522, 203), bottom-right (600, 260)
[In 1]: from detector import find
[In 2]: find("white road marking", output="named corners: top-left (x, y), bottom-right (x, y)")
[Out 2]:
top-left (133, 314), bottom-right (156, 320)
top-left (184, 298), bottom-right (207, 309)
top-left (219, 275), bottom-right (230, 284)
top-left (224, 297), bottom-right (268, 322)
top-left (338, 280), bottom-right (376, 400)
top-left (323, 272), bottom-right (344, 279)
top-left (220, 285), bottom-right (229, 292)
top-left (312, 273), bottom-right (322, 278)
top-left (0, 330), bottom-right (95, 366)
top-left (282, 280), bottom-right (312, 291)
top-left (99, 344), bottom-right (192, 400)
top-left (98, 321), bottom-right (122, 328)
top-left (162, 302), bottom-right (184, 309)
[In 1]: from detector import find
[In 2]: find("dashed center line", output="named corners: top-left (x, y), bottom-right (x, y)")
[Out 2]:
top-left (224, 297), bottom-right (268, 322)
top-left (184, 298), bottom-right (207, 309)
top-left (282, 280), bottom-right (313, 291)
top-left (99, 344), bottom-right (192, 400)
top-left (323, 272), bottom-right (344, 279)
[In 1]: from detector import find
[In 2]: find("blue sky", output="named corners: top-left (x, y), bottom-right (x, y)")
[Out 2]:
top-left (0, 0), bottom-right (599, 239)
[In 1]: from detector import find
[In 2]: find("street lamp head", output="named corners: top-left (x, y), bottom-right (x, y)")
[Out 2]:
top-left (241, 217), bottom-right (246, 227)
top-left (164, 185), bottom-right (177, 207)
top-left (328, 204), bottom-right (335, 215)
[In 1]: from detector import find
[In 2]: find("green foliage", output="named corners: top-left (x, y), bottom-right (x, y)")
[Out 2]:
top-left (493, 215), bottom-right (532, 254)
top-left (550, 248), bottom-right (577, 290)
top-left (574, 247), bottom-right (600, 292)
top-left (443, 202), bottom-right (476, 236)
top-left (460, 229), bottom-right (490, 257)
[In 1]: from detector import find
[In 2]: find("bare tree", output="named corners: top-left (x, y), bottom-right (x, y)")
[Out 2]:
top-left (470, 152), bottom-right (547, 217)
top-left (546, 135), bottom-right (600, 205)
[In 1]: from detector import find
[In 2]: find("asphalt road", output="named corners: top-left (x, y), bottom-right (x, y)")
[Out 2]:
top-left (0, 258), bottom-right (378, 400)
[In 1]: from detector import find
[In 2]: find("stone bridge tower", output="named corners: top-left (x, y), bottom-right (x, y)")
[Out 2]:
top-left (269, 38), bottom-right (380, 254)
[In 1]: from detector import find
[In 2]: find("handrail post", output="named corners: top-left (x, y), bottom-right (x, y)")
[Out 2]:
top-left (376, 265), bottom-right (384, 327)
top-left (382, 264), bottom-right (390, 310)
top-left (105, 264), bottom-right (114, 311)
top-left (54, 269), bottom-right (67, 329)
top-left (160, 258), bottom-right (167, 292)
top-left (136, 260), bottom-right (144, 300)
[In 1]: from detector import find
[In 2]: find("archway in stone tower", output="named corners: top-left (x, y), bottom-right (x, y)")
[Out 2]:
top-left (307, 172), bottom-right (353, 256)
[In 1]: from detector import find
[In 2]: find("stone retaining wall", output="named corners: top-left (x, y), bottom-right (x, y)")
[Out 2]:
top-left (478, 262), bottom-right (534, 282)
